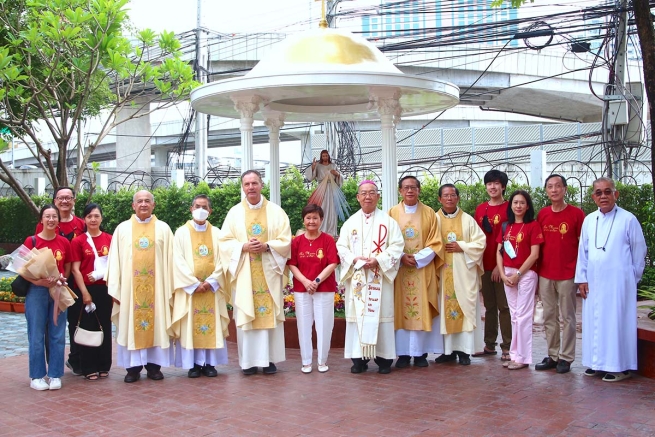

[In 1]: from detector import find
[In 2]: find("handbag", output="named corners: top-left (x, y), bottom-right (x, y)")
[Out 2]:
top-left (533, 299), bottom-right (545, 325)
top-left (11, 236), bottom-right (37, 297)
top-left (74, 306), bottom-right (104, 347)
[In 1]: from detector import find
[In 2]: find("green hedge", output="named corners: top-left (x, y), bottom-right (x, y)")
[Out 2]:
top-left (0, 170), bottom-right (653, 284)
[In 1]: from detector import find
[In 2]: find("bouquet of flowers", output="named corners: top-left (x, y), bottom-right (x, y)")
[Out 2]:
top-left (7, 244), bottom-right (77, 324)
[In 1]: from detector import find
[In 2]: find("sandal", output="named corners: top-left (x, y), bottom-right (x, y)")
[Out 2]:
top-left (472, 347), bottom-right (497, 357)
top-left (501, 352), bottom-right (511, 362)
top-left (84, 373), bottom-right (99, 381)
top-left (508, 362), bottom-right (528, 370)
top-left (98, 372), bottom-right (109, 379)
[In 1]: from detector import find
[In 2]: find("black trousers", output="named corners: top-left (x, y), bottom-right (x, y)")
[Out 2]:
top-left (76, 284), bottom-right (113, 376)
top-left (127, 363), bottom-right (161, 374)
top-left (66, 286), bottom-right (83, 371)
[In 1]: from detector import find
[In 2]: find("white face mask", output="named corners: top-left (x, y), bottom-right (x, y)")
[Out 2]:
top-left (192, 208), bottom-right (210, 222)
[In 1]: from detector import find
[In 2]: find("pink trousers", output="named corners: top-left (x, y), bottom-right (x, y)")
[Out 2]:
top-left (503, 267), bottom-right (537, 364)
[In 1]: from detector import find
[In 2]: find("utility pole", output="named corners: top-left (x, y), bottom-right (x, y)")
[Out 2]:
top-left (605, 0), bottom-right (629, 180)
top-left (195, 0), bottom-right (208, 180)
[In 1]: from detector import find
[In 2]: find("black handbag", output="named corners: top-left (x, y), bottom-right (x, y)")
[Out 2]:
top-left (10, 236), bottom-right (37, 297)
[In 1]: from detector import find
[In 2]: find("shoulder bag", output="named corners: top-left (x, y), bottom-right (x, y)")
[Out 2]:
top-left (74, 306), bottom-right (104, 347)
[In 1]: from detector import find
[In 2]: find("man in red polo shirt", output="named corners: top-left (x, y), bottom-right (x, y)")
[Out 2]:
top-left (535, 174), bottom-right (584, 374)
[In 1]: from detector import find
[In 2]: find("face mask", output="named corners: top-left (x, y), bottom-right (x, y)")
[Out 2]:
top-left (192, 208), bottom-right (210, 221)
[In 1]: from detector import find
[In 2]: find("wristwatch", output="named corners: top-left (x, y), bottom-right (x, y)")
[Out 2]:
top-left (516, 271), bottom-right (522, 277)
top-left (314, 278), bottom-right (321, 284)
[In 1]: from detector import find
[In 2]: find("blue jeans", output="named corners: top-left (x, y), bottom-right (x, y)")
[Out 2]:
top-left (25, 285), bottom-right (67, 379)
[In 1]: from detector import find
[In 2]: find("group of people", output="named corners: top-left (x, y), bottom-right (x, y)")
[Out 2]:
top-left (22, 166), bottom-right (647, 391)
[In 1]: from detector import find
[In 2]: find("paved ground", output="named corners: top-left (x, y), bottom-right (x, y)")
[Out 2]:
top-left (0, 298), bottom-right (654, 437)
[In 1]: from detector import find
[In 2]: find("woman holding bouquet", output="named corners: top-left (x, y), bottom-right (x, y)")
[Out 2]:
top-left (71, 204), bottom-right (113, 381)
top-left (24, 204), bottom-right (72, 391)
top-left (288, 204), bottom-right (339, 373)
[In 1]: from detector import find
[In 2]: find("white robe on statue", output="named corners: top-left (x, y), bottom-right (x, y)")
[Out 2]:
top-left (337, 209), bottom-right (404, 360)
top-left (436, 209), bottom-right (486, 355)
top-left (218, 196), bottom-right (292, 369)
top-left (106, 215), bottom-right (174, 368)
top-left (575, 206), bottom-right (646, 372)
top-left (171, 221), bottom-right (229, 369)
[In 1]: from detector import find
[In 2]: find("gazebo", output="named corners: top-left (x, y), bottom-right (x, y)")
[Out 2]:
top-left (190, 24), bottom-right (460, 212)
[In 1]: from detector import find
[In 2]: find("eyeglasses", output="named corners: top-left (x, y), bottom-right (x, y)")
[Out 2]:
top-left (55, 196), bottom-right (74, 202)
top-left (401, 186), bottom-right (419, 191)
top-left (358, 191), bottom-right (378, 197)
top-left (440, 194), bottom-right (458, 199)
top-left (593, 189), bottom-right (614, 197)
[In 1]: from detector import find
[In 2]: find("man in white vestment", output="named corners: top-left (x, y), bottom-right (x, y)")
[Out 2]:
top-left (171, 195), bottom-right (229, 378)
top-left (107, 190), bottom-right (174, 383)
top-left (575, 177), bottom-right (646, 382)
top-left (433, 184), bottom-right (486, 366)
top-left (337, 180), bottom-right (404, 374)
top-left (389, 176), bottom-right (444, 369)
top-left (219, 170), bottom-right (292, 375)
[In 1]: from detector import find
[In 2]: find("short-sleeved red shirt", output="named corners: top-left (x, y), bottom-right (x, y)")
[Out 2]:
top-left (537, 204), bottom-right (585, 280)
top-left (287, 233), bottom-right (339, 292)
top-left (35, 215), bottom-right (85, 241)
top-left (474, 201), bottom-right (508, 271)
top-left (70, 232), bottom-right (113, 285)
top-left (24, 234), bottom-right (72, 275)
top-left (496, 220), bottom-right (544, 271)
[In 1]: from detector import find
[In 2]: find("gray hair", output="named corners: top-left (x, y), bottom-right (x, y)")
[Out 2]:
top-left (592, 177), bottom-right (616, 191)
top-left (133, 190), bottom-right (154, 203)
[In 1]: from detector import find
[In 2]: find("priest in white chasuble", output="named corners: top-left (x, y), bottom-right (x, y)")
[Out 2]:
top-left (434, 184), bottom-right (486, 366)
top-left (171, 195), bottom-right (229, 378)
top-left (389, 176), bottom-right (444, 369)
top-left (337, 180), bottom-right (405, 374)
top-left (106, 190), bottom-right (175, 383)
top-left (218, 170), bottom-right (292, 375)
top-left (575, 177), bottom-right (646, 382)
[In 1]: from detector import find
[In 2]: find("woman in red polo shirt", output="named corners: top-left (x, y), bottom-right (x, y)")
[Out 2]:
top-left (496, 190), bottom-right (543, 370)
top-left (70, 203), bottom-right (113, 381)
top-left (288, 204), bottom-right (339, 374)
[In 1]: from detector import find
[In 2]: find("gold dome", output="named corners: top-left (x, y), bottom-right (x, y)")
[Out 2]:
top-left (248, 28), bottom-right (402, 76)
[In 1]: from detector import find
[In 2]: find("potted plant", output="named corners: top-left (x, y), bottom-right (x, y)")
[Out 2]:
top-left (0, 277), bottom-right (26, 312)
top-left (638, 286), bottom-right (655, 320)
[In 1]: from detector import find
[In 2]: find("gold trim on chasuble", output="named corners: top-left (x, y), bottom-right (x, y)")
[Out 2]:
top-left (397, 210), bottom-right (424, 330)
top-left (187, 222), bottom-right (218, 349)
top-left (132, 217), bottom-right (157, 349)
top-left (439, 210), bottom-right (465, 334)
top-left (245, 203), bottom-right (275, 329)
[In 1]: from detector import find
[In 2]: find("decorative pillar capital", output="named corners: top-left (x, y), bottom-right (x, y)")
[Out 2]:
top-left (264, 110), bottom-right (286, 132)
top-left (231, 95), bottom-right (262, 119)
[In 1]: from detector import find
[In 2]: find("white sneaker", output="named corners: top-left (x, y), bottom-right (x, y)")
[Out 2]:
top-left (48, 377), bottom-right (62, 390)
top-left (318, 364), bottom-right (329, 373)
top-left (30, 378), bottom-right (49, 391)
top-left (301, 364), bottom-right (312, 374)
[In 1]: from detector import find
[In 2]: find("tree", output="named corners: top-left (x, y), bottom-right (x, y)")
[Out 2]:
top-left (494, 0), bottom-right (655, 198)
top-left (0, 0), bottom-right (198, 215)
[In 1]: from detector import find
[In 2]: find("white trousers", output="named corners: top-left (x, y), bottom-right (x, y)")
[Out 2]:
top-left (395, 316), bottom-right (444, 356)
top-left (294, 292), bottom-right (335, 365)
top-left (174, 341), bottom-right (228, 369)
top-left (116, 342), bottom-right (173, 368)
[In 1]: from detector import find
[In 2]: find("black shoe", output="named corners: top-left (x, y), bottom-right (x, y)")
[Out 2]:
top-left (124, 372), bottom-right (141, 383)
top-left (146, 370), bottom-right (164, 381)
top-left (535, 357), bottom-right (558, 371)
top-left (188, 365), bottom-right (202, 378)
top-left (413, 354), bottom-right (429, 367)
top-left (66, 360), bottom-right (82, 376)
top-left (263, 362), bottom-right (277, 374)
top-left (434, 352), bottom-right (457, 364)
top-left (242, 367), bottom-right (257, 375)
top-left (350, 358), bottom-right (369, 374)
top-left (457, 352), bottom-right (471, 366)
top-left (378, 366), bottom-right (391, 374)
top-left (395, 355), bottom-right (411, 368)
top-left (202, 365), bottom-right (218, 377)
top-left (556, 360), bottom-right (571, 374)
